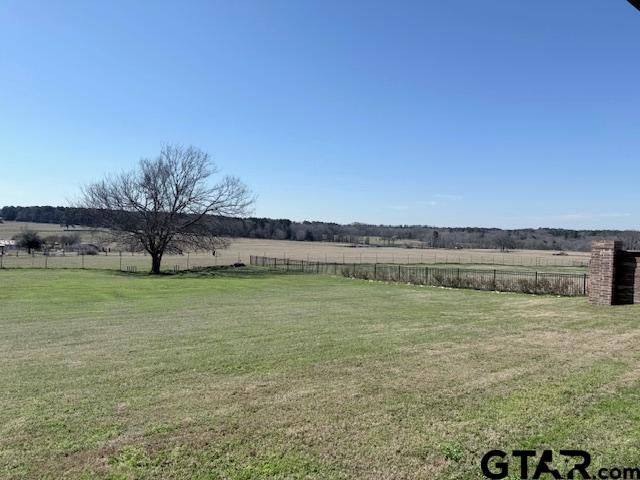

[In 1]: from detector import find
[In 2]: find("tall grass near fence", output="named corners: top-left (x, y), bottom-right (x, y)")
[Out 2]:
top-left (250, 256), bottom-right (589, 296)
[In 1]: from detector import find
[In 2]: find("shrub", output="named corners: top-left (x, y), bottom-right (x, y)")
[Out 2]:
top-left (12, 229), bottom-right (43, 254)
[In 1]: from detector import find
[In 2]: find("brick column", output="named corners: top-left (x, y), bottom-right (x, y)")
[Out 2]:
top-left (588, 240), bottom-right (622, 305)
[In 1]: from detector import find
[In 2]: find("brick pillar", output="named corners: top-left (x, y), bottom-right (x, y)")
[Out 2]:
top-left (589, 240), bottom-right (622, 305)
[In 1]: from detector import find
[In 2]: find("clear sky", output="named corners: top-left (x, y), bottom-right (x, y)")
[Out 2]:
top-left (1, 0), bottom-right (639, 229)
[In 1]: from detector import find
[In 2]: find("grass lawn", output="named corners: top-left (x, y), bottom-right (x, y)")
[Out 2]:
top-left (1, 268), bottom-right (640, 479)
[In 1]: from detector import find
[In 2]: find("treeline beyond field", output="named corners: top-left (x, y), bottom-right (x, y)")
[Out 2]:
top-left (3, 205), bottom-right (640, 251)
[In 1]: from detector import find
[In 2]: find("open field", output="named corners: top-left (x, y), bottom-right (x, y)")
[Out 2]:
top-left (2, 268), bottom-right (640, 479)
top-left (1, 222), bottom-right (589, 272)
top-left (226, 239), bottom-right (590, 268)
top-left (0, 251), bottom-right (588, 274)
top-left (0, 221), bottom-right (98, 243)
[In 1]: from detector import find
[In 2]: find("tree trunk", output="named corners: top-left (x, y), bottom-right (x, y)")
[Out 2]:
top-left (151, 253), bottom-right (162, 274)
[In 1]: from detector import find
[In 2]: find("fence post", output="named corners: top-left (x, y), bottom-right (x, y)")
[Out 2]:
top-left (187, 252), bottom-right (190, 270)
top-left (254, 255), bottom-right (581, 296)
top-left (119, 251), bottom-right (122, 271)
top-left (44, 254), bottom-right (48, 269)
top-left (583, 274), bottom-right (587, 296)
top-left (82, 253), bottom-right (85, 269)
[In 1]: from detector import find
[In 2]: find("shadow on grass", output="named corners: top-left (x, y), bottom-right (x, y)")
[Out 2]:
top-left (115, 265), bottom-right (302, 280)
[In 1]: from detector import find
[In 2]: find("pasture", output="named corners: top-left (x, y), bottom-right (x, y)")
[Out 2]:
top-left (0, 221), bottom-right (98, 243)
top-left (1, 268), bottom-right (639, 479)
top-left (0, 222), bottom-right (589, 272)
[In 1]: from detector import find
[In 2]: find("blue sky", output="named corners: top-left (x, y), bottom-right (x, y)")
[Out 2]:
top-left (1, 1), bottom-right (639, 229)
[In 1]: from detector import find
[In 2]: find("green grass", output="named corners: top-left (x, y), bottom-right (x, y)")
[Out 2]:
top-left (1, 268), bottom-right (639, 479)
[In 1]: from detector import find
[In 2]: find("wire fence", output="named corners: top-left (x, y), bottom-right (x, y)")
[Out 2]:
top-left (255, 251), bottom-right (590, 268)
top-left (0, 246), bottom-right (590, 272)
top-left (250, 256), bottom-right (589, 297)
top-left (0, 250), bottom-right (590, 296)
top-left (0, 250), bottom-right (242, 271)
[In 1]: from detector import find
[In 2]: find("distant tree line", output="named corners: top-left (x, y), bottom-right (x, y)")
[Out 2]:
top-left (2, 205), bottom-right (640, 252)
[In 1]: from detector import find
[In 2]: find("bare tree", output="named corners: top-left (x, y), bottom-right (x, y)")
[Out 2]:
top-left (80, 145), bottom-right (253, 273)
top-left (496, 232), bottom-right (516, 252)
top-left (13, 229), bottom-right (43, 254)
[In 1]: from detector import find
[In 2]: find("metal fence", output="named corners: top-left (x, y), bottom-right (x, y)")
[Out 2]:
top-left (250, 256), bottom-right (589, 296)
top-left (254, 251), bottom-right (590, 268)
top-left (0, 251), bottom-right (241, 271)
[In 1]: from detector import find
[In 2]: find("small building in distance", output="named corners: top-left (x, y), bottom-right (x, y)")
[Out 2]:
top-left (0, 239), bottom-right (16, 255)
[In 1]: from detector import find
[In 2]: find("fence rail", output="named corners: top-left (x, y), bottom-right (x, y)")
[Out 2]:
top-left (0, 251), bottom-right (241, 271)
top-left (250, 256), bottom-right (589, 297)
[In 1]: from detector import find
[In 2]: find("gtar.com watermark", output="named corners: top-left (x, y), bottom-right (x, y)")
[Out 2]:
top-left (481, 450), bottom-right (640, 479)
